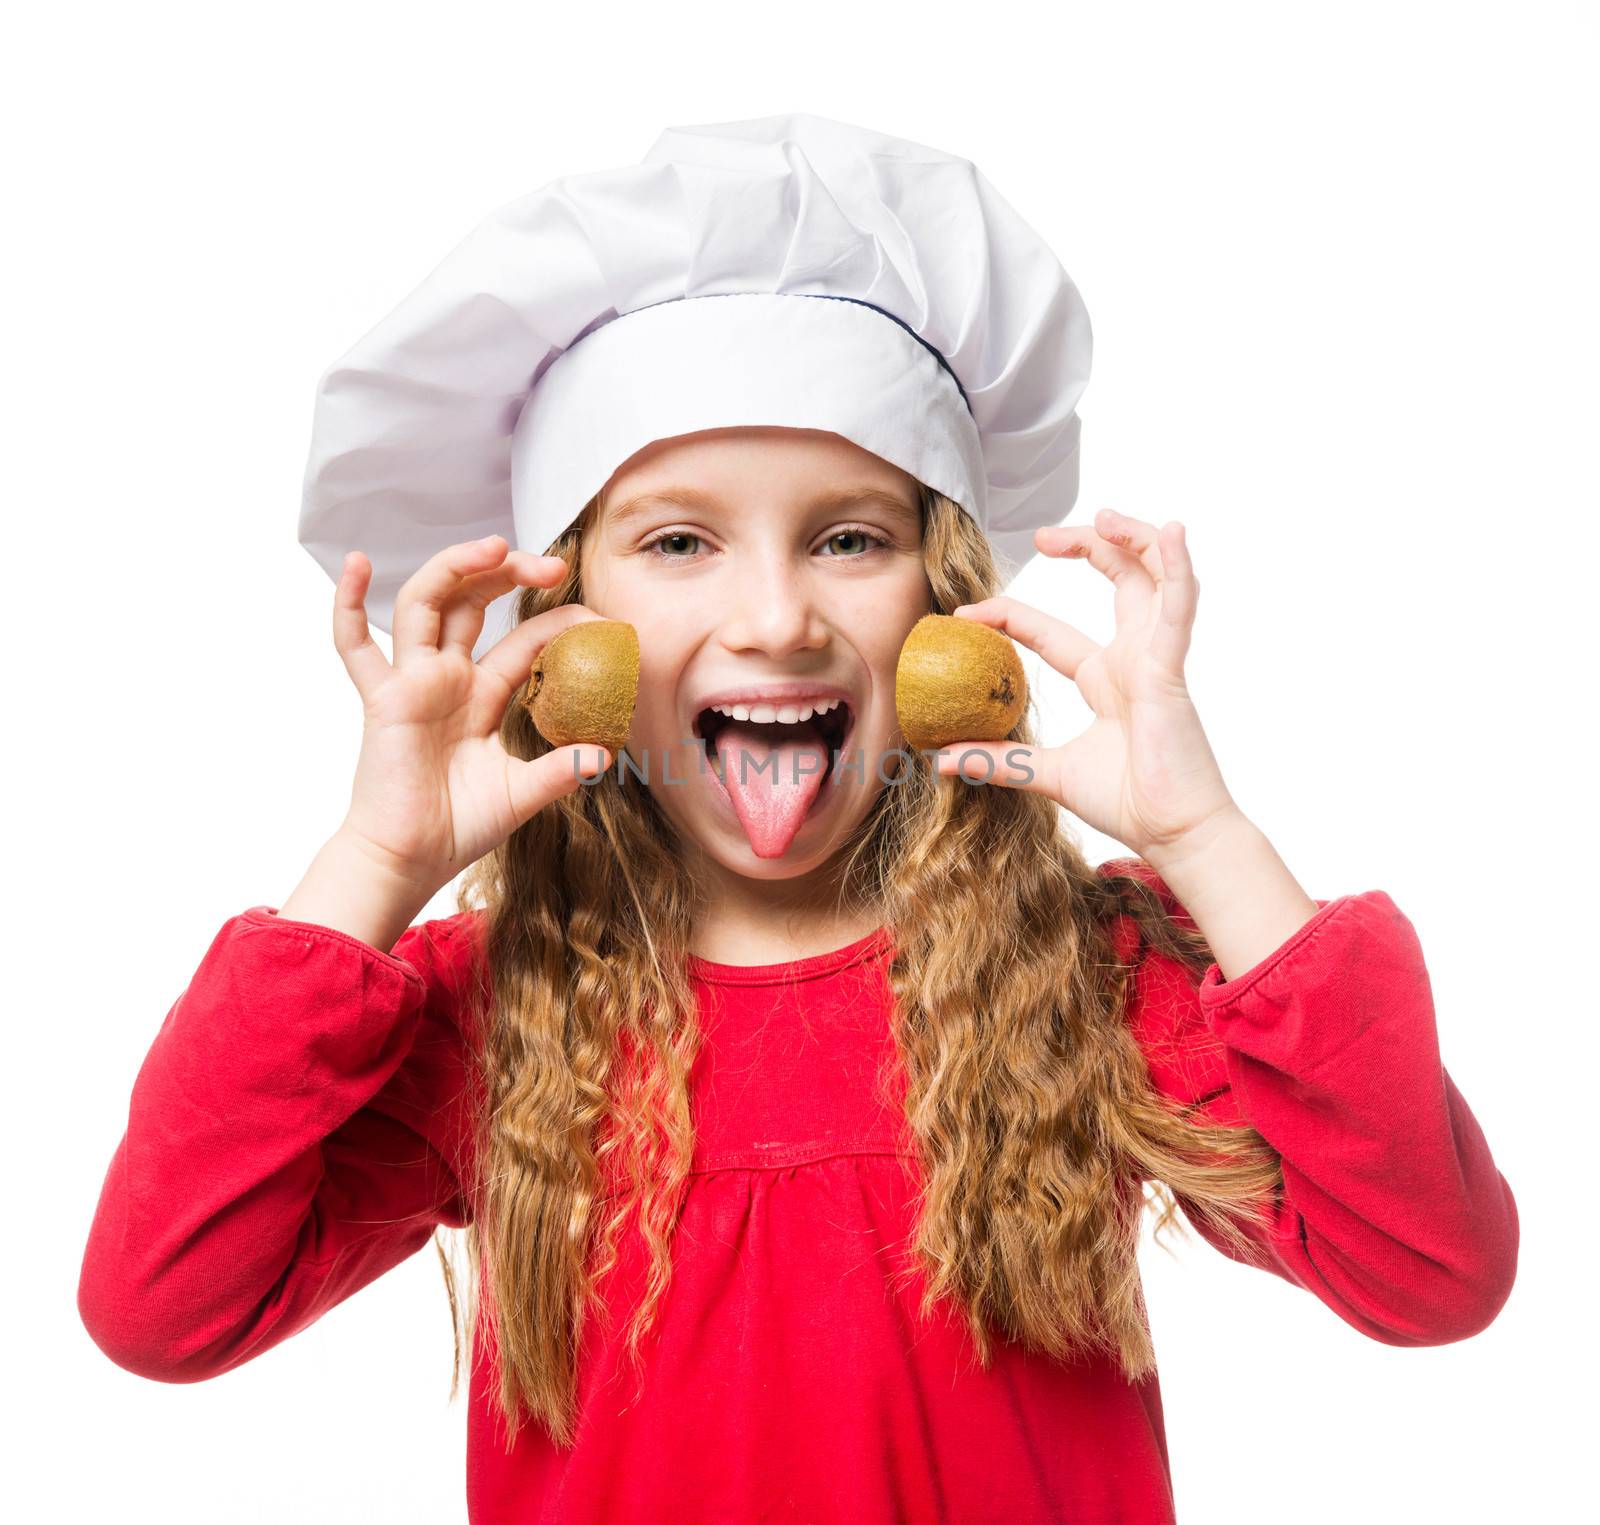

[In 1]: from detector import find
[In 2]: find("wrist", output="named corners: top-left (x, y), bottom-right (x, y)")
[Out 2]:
top-left (1139, 805), bottom-right (1270, 930)
top-left (330, 824), bottom-right (444, 905)
top-left (278, 831), bottom-right (439, 954)
top-left (1142, 801), bottom-right (1254, 879)
top-left (1138, 808), bottom-right (1321, 982)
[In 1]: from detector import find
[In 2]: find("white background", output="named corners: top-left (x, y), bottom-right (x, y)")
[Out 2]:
top-left (9, 2), bottom-right (1594, 1520)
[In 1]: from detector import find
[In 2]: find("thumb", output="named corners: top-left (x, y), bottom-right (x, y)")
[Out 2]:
top-left (931, 741), bottom-right (1047, 791)
top-left (508, 744), bottom-right (613, 823)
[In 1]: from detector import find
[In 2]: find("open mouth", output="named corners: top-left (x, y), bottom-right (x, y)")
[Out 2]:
top-left (688, 699), bottom-right (858, 858)
top-left (691, 700), bottom-right (855, 784)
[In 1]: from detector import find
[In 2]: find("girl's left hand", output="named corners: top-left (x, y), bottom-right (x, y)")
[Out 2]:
top-left (933, 508), bottom-right (1239, 859)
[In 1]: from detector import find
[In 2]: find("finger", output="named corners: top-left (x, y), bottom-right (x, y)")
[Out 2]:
top-left (948, 595), bottom-right (1100, 681)
top-left (1083, 511), bottom-right (1199, 676)
top-left (438, 549), bottom-right (571, 656)
top-left (506, 744), bottom-right (613, 824)
top-left (392, 535), bottom-right (519, 665)
top-left (475, 601), bottom-right (611, 697)
top-left (332, 551), bottom-right (393, 702)
top-left (1148, 521), bottom-right (1198, 675)
top-left (1090, 508), bottom-right (1168, 586)
top-left (928, 741), bottom-right (1058, 796)
top-left (1035, 522), bottom-right (1155, 602)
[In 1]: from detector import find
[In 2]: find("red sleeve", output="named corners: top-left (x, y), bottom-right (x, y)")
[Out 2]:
top-left (1100, 857), bottom-right (1519, 1347)
top-left (77, 905), bottom-right (483, 1383)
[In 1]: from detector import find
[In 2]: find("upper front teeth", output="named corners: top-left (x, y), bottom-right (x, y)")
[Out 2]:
top-left (710, 697), bottom-right (843, 724)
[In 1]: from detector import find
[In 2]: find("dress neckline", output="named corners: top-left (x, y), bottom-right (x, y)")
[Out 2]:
top-left (686, 924), bottom-right (895, 986)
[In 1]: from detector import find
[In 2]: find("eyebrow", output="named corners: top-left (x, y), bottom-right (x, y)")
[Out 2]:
top-left (604, 484), bottom-right (920, 531)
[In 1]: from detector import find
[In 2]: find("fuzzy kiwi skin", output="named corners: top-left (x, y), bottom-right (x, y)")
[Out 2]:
top-left (895, 613), bottom-right (1027, 752)
top-left (523, 620), bottom-right (640, 753)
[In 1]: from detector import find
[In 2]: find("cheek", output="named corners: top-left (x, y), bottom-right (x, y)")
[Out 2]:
top-left (837, 560), bottom-right (929, 630)
top-left (578, 554), bottom-right (624, 618)
top-left (867, 615), bottom-right (930, 744)
top-left (583, 548), bottom-right (680, 620)
top-left (630, 658), bottom-right (680, 730)
top-left (584, 566), bottom-right (693, 715)
top-left (854, 590), bottom-right (926, 664)
top-left (628, 639), bottom-right (700, 748)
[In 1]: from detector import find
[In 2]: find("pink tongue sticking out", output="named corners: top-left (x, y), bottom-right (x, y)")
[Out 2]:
top-left (713, 720), bottom-right (830, 859)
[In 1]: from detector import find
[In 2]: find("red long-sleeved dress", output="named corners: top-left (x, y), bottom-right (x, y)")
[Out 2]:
top-left (77, 860), bottom-right (1519, 1522)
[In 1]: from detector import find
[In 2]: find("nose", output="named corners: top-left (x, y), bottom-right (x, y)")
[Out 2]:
top-left (716, 547), bottom-right (830, 659)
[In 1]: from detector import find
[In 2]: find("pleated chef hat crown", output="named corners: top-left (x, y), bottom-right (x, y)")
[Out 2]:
top-left (298, 112), bottom-right (1093, 661)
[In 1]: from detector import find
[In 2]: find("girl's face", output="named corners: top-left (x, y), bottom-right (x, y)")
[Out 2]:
top-left (580, 426), bottom-right (931, 881)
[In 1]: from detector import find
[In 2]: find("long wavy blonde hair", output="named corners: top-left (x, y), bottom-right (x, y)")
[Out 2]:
top-left (432, 484), bottom-right (1283, 1452)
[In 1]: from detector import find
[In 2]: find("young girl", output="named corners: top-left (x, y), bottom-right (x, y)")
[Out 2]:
top-left (77, 115), bottom-right (1519, 1524)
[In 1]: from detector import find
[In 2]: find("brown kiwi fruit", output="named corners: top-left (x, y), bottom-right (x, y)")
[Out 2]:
top-left (523, 620), bottom-right (639, 753)
top-left (895, 613), bottom-right (1027, 751)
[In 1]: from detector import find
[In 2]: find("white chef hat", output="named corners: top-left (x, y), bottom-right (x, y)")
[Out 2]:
top-left (298, 112), bottom-right (1093, 661)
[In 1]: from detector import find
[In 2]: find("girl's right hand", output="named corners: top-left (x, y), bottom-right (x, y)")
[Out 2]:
top-left (329, 534), bottom-right (614, 898)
